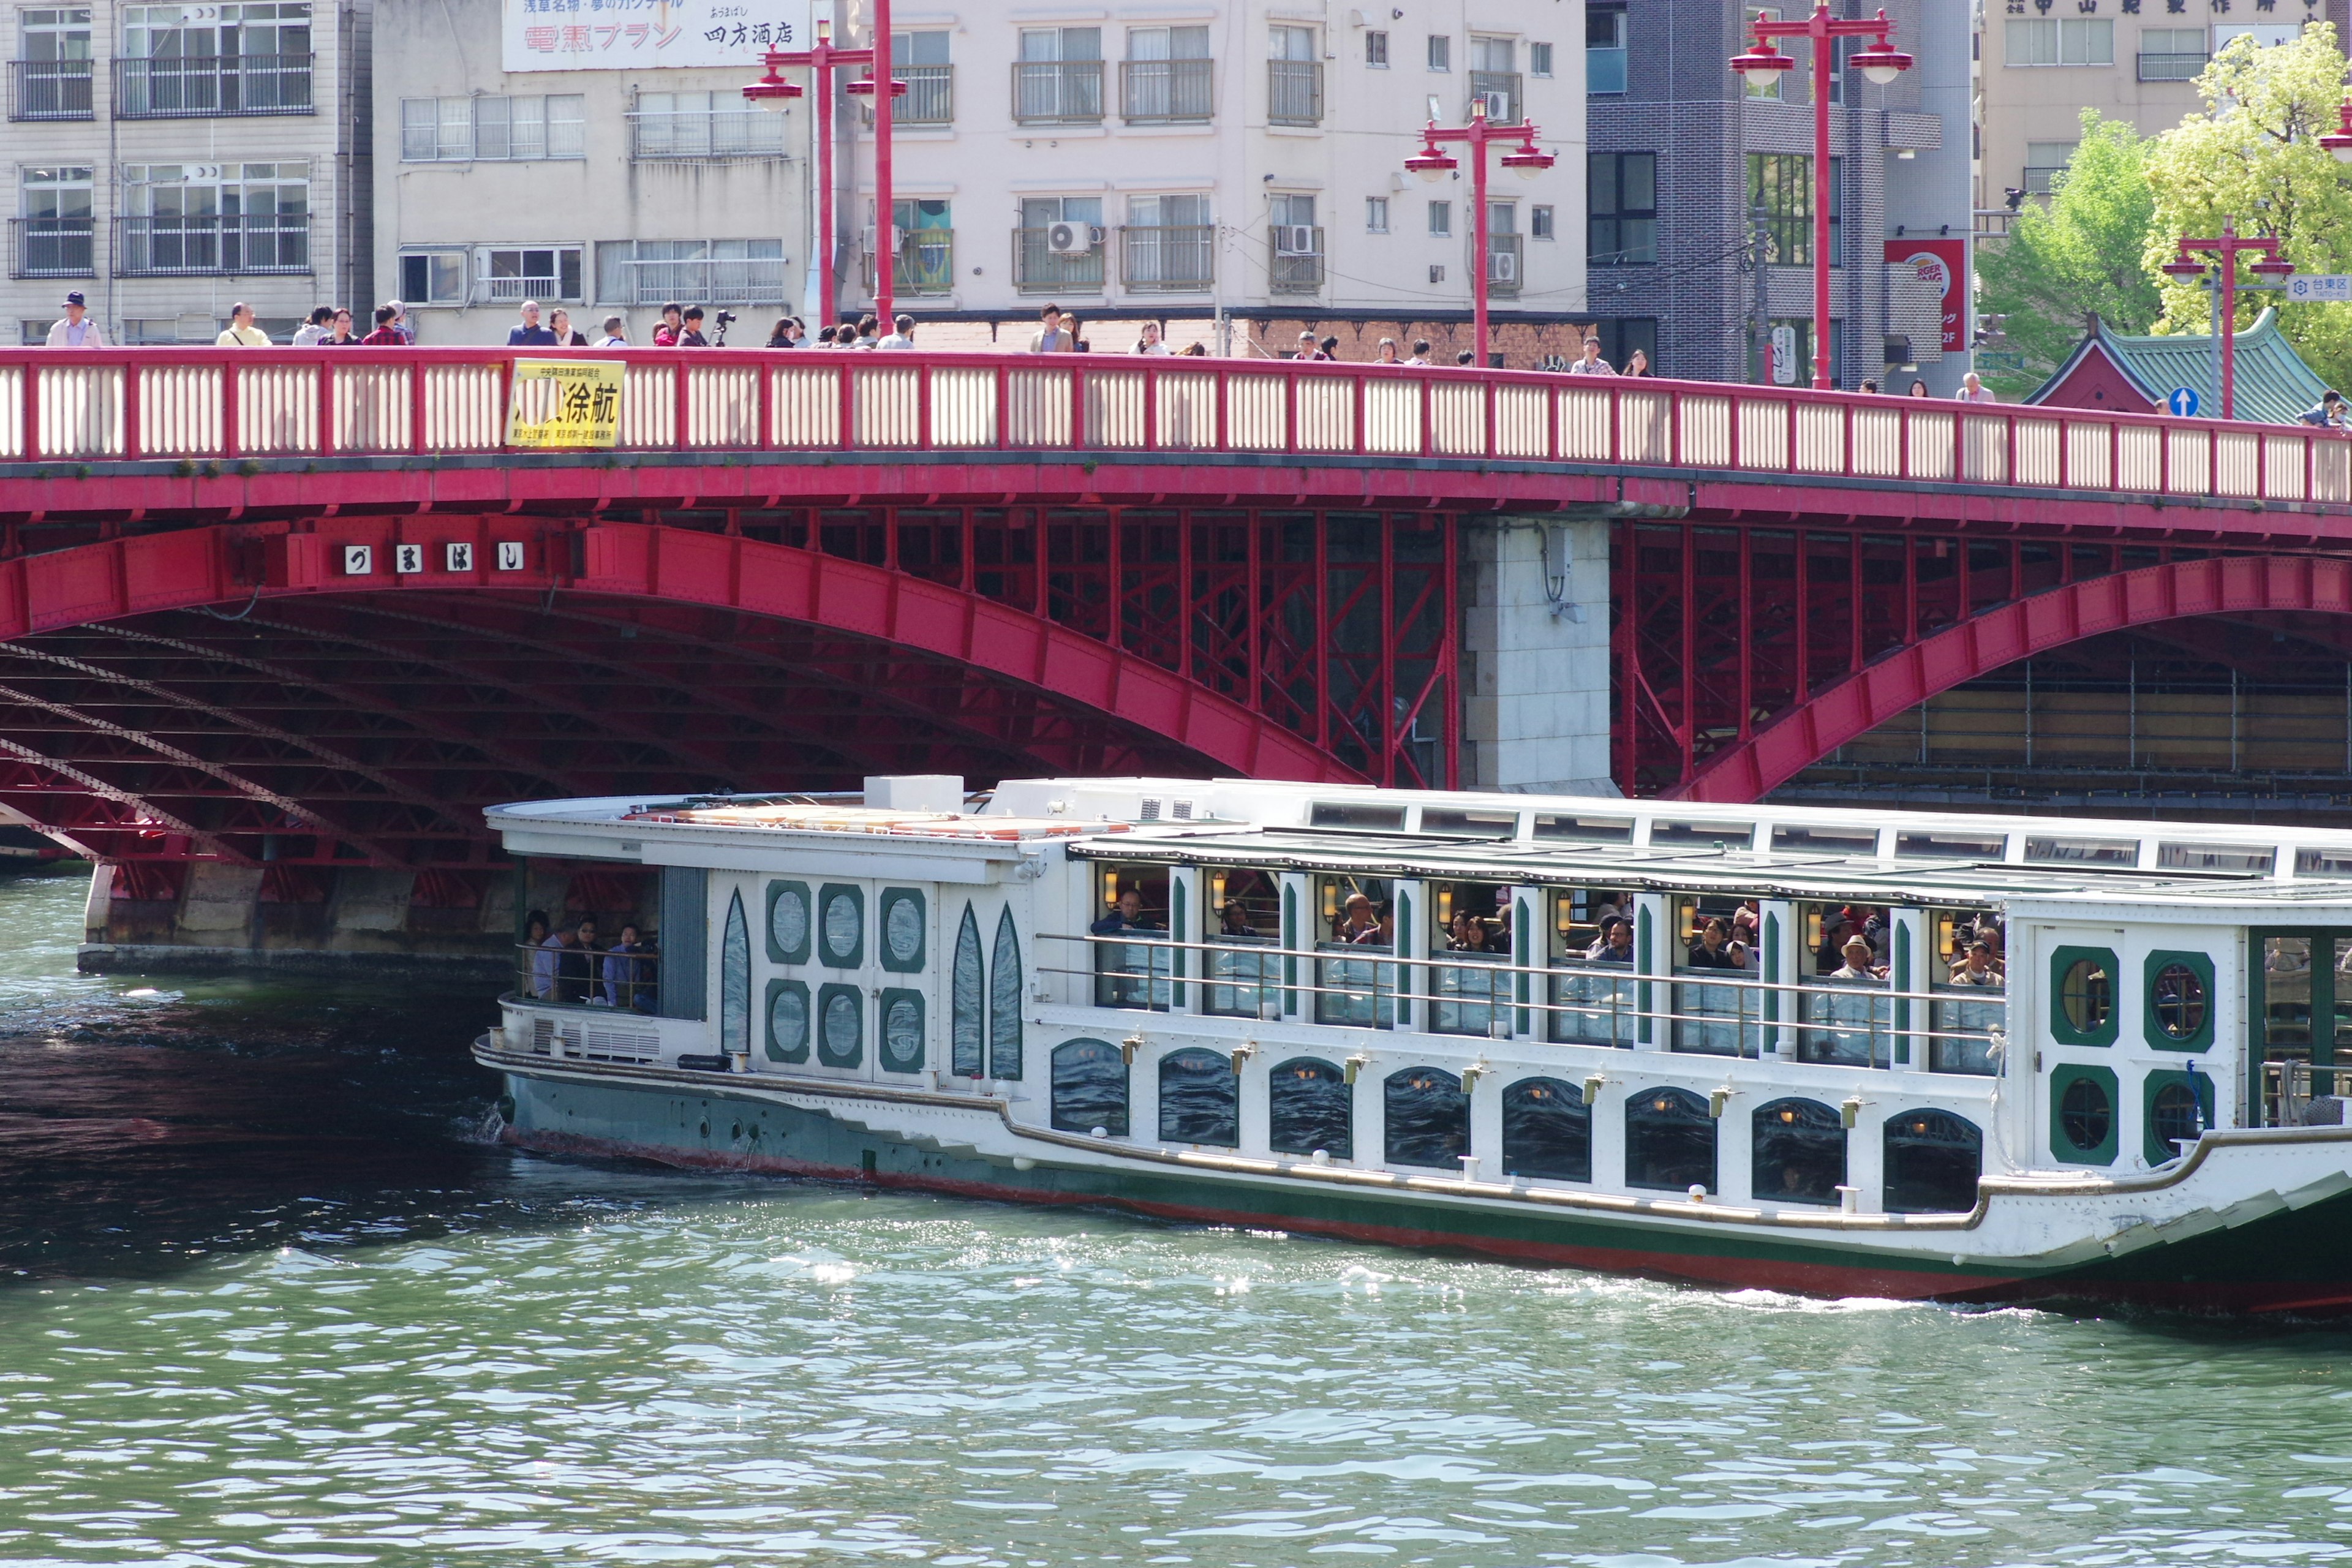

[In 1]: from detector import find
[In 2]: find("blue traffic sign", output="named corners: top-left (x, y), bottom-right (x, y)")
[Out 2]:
top-left (2169, 386), bottom-right (2201, 418)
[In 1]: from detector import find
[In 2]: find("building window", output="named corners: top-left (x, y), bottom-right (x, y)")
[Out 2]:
top-left (2022, 140), bottom-right (2078, 195)
top-left (1123, 25), bottom-right (1212, 123)
top-left (630, 89), bottom-right (783, 158)
top-left (595, 238), bottom-right (786, 307)
top-left (1268, 191), bottom-right (1322, 292)
top-left (2138, 26), bottom-right (2207, 80)
top-left (398, 248), bottom-right (466, 306)
top-left (892, 198), bottom-right (954, 296)
top-left (891, 28), bottom-right (953, 124)
top-left (2005, 17), bottom-right (2114, 66)
top-left (1365, 28), bottom-right (1389, 66)
top-left (1426, 33), bottom-right (1450, 70)
top-left (1365, 195), bottom-right (1390, 233)
top-left (1531, 203), bottom-right (1554, 240)
top-left (118, 161), bottom-right (310, 276)
top-left (1531, 39), bottom-right (1555, 77)
top-left (401, 94), bottom-right (586, 160)
top-left (117, 0), bottom-right (311, 116)
top-left (1588, 151), bottom-right (1654, 265)
top-left (1014, 26), bottom-right (1104, 123)
top-left (1268, 23), bottom-right (1321, 124)
top-left (1015, 194), bottom-right (1104, 292)
top-left (1747, 151), bottom-right (1839, 266)
top-left (1428, 199), bottom-right (1452, 237)
top-left (13, 7), bottom-right (94, 121)
top-left (475, 244), bottom-right (583, 304)
top-left (15, 165), bottom-right (94, 278)
top-left (1123, 192), bottom-right (1212, 290)
top-left (1469, 34), bottom-right (1519, 120)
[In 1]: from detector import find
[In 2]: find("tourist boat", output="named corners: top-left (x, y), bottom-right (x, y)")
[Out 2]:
top-left (475, 774), bottom-right (2352, 1314)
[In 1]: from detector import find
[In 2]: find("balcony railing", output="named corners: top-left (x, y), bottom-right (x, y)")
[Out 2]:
top-left (1011, 59), bottom-right (1103, 123)
top-left (605, 257), bottom-right (791, 307)
top-left (10, 58), bottom-right (92, 119)
top-left (1469, 69), bottom-right (1522, 123)
top-left (628, 108), bottom-right (786, 159)
top-left (894, 230), bottom-right (954, 296)
top-left (1487, 232), bottom-right (1523, 297)
top-left (1268, 227), bottom-right (1324, 294)
top-left (113, 53), bottom-right (313, 117)
top-left (115, 214), bottom-right (310, 276)
top-left (1587, 47), bottom-right (1627, 94)
top-left (1012, 226), bottom-right (1105, 293)
top-left (1120, 224), bottom-right (1215, 292)
top-left (10, 217), bottom-right (94, 279)
top-left (899, 62), bottom-right (953, 124)
top-left (2138, 50), bottom-right (2207, 81)
top-left (1268, 59), bottom-right (1321, 125)
top-left (1120, 56), bottom-right (1212, 122)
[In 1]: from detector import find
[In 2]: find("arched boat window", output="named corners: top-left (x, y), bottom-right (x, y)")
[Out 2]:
top-left (1268, 1057), bottom-right (1352, 1159)
top-left (1751, 1096), bottom-right (1844, 1205)
top-left (1159, 1047), bottom-right (1240, 1146)
top-left (1051, 1037), bottom-right (1128, 1136)
top-left (1625, 1085), bottom-right (1716, 1194)
top-left (1883, 1109), bottom-right (1982, 1214)
top-left (718, 889), bottom-right (750, 1058)
top-left (1501, 1077), bottom-right (1591, 1182)
top-left (951, 905), bottom-right (985, 1077)
top-left (990, 908), bottom-right (1024, 1079)
top-left (1384, 1066), bottom-right (1468, 1169)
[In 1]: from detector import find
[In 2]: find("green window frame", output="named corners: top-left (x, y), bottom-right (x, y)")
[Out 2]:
top-left (816, 982), bottom-right (864, 1067)
top-left (766, 879), bottom-right (813, 965)
top-left (878, 885), bottom-right (927, 973)
top-left (765, 977), bottom-right (811, 1063)
top-left (2143, 1068), bottom-right (2213, 1166)
top-left (2143, 949), bottom-right (2215, 1052)
top-left (2048, 1063), bottom-right (2118, 1166)
top-left (817, 882), bottom-right (865, 968)
top-left (880, 987), bottom-right (926, 1073)
top-left (2048, 944), bottom-right (2119, 1047)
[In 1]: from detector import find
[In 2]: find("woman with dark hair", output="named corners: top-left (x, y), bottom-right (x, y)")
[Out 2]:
top-left (524, 910), bottom-right (556, 998)
top-left (767, 317), bottom-right (803, 348)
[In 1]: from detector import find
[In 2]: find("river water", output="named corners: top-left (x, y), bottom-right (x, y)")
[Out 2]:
top-left (4, 870), bottom-right (2352, 1567)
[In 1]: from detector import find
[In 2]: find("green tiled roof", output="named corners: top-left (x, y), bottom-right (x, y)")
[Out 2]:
top-left (2028, 309), bottom-right (2332, 424)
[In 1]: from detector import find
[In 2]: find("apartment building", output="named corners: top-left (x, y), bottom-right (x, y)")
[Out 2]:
top-left (834, 0), bottom-right (1583, 355)
top-left (372, 0), bottom-right (811, 342)
top-left (4, 0), bottom-right (372, 344)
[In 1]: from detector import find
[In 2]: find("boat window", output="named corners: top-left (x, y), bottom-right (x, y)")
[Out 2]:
top-left (1091, 862), bottom-right (1172, 1011)
top-left (1770, 823), bottom-right (1880, 856)
top-left (1159, 1047), bottom-right (1239, 1147)
top-left (1550, 889), bottom-right (1637, 1048)
top-left (766, 878), bottom-right (813, 963)
top-left (765, 978), bottom-right (810, 1063)
top-left (1268, 1057), bottom-right (1352, 1159)
top-left (1752, 1097), bottom-right (1844, 1205)
top-left (1050, 1037), bottom-right (1128, 1136)
top-left (1929, 907), bottom-right (2006, 1075)
top-left (989, 909), bottom-right (1024, 1079)
top-left (1384, 1066), bottom-right (1468, 1169)
top-left (2023, 835), bottom-right (2138, 867)
top-left (1310, 800), bottom-right (1407, 831)
top-left (1648, 819), bottom-right (1755, 850)
top-left (1801, 902), bottom-right (1887, 976)
top-left (2052, 1066), bottom-right (2116, 1164)
top-left (1894, 829), bottom-right (2007, 861)
top-left (2294, 848), bottom-right (2352, 877)
top-left (1882, 1109), bottom-right (1982, 1213)
top-left (1316, 873), bottom-right (1395, 1028)
top-left (2144, 1072), bottom-right (2210, 1165)
top-left (1201, 865), bottom-right (1281, 1020)
top-left (1532, 813), bottom-right (1633, 843)
top-left (880, 989), bottom-right (925, 1074)
top-left (1422, 805), bottom-right (1521, 838)
top-left (1428, 878), bottom-right (1514, 1039)
top-left (817, 882), bottom-right (865, 968)
top-left (950, 905), bottom-right (985, 1076)
top-left (1672, 894), bottom-right (1762, 1057)
top-left (2148, 954), bottom-right (2212, 1047)
top-left (1501, 1077), bottom-right (1591, 1182)
top-left (878, 886), bottom-right (927, 972)
top-left (2158, 842), bottom-right (2274, 874)
top-left (2049, 946), bottom-right (2116, 1047)
top-left (1626, 1087), bottom-right (1716, 1193)
top-left (817, 982), bottom-right (864, 1068)
top-left (720, 891), bottom-right (751, 1058)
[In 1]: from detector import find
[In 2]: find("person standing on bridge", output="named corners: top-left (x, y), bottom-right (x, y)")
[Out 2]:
top-left (45, 291), bottom-right (105, 347)
top-left (652, 303), bottom-right (684, 347)
top-left (216, 303), bottom-right (270, 347)
top-left (1567, 337), bottom-right (1615, 376)
top-left (1955, 371), bottom-right (1996, 404)
top-left (361, 304), bottom-right (405, 346)
top-left (876, 314), bottom-right (917, 350)
top-left (1028, 304), bottom-right (1074, 353)
top-left (508, 301), bottom-right (559, 347)
top-left (2297, 391), bottom-right (2348, 429)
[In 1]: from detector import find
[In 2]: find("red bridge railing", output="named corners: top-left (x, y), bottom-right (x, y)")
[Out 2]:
top-left (3, 347), bottom-right (2346, 505)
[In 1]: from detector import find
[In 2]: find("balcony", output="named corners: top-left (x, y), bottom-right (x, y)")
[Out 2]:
top-left (894, 230), bottom-right (954, 296)
top-left (1120, 224), bottom-right (1214, 292)
top-left (1011, 59), bottom-right (1103, 124)
top-left (1120, 57), bottom-right (1212, 123)
top-left (1469, 69), bottom-right (1522, 123)
top-left (1268, 59), bottom-right (1321, 126)
top-left (115, 213), bottom-right (310, 276)
top-left (900, 62), bottom-right (953, 124)
top-left (2138, 50), bottom-right (2207, 81)
top-left (1487, 233), bottom-right (1523, 298)
top-left (1587, 47), bottom-right (1627, 94)
top-left (10, 58), bottom-right (92, 120)
top-left (10, 217), bottom-right (94, 279)
top-left (1012, 226), bottom-right (1104, 293)
top-left (1268, 226), bottom-right (1324, 294)
top-left (114, 53), bottom-right (312, 118)
top-left (606, 255), bottom-right (792, 307)
top-left (628, 106), bottom-right (786, 159)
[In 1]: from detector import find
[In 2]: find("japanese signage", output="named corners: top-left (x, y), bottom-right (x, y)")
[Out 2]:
top-left (1885, 238), bottom-right (1968, 353)
top-left (503, 0), bottom-right (813, 73)
top-left (2288, 275), bottom-right (2352, 302)
top-left (507, 361), bottom-right (625, 449)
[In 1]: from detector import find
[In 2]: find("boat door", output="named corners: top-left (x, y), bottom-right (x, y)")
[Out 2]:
top-left (2249, 930), bottom-right (2351, 1125)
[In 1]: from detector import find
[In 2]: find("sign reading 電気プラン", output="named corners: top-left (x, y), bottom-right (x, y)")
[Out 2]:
top-left (503, 0), bottom-right (813, 73)
top-left (507, 361), bottom-right (625, 449)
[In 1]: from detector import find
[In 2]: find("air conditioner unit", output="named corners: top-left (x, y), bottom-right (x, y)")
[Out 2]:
top-left (859, 227), bottom-right (878, 252)
top-left (1047, 221), bottom-right (1093, 255)
top-left (1490, 249), bottom-right (1518, 283)
top-left (1275, 225), bottom-right (1317, 255)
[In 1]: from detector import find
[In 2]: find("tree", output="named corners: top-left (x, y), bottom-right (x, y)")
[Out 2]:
top-left (2143, 23), bottom-right (2352, 391)
top-left (1977, 111), bottom-right (2162, 396)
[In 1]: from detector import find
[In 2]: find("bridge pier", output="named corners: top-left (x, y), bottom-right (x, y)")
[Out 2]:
top-left (1457, 514), bottom-right (1617, 797)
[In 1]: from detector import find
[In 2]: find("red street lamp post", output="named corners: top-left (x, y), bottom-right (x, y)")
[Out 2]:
top-left (1729, 4), bottom-right (1912, 390)
top-left (743, 1), bottom-right (904, 325)
top-left (1404, 102), bottom-right (1555, 366)
top-left (2160, 218), bottom-right (2293, 421)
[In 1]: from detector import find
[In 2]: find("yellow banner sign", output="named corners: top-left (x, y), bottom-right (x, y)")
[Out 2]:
top-left (507, 360), bottom-right (624, 449)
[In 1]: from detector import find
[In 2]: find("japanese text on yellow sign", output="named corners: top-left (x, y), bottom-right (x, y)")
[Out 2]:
top-left (507, 360), bottom-right (624, 449)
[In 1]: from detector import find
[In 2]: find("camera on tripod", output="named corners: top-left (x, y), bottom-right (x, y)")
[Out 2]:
top-left (712, 309), bottom-right (738, 346)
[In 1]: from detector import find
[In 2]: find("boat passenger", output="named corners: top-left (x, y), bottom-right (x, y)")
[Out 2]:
top-left (1687, 916), bottom-right (1746, 970)
top-left (1335, 892), bottom-right (1382, 944)
top-left (557, 918), bottom-right (599, 1003)
top-left (603, 922), bottom-right (654, 1010)
top-left (1447, 910), bottom-right (1493, 952)
top-left (1219, 899), bottom-right (1258, 937)
top-left (1586, 916), bottom-right (1634, 963)
top-left (1949, 940), bottom-right (2002, 986)
top-left (1815, 915), bottom-right (1861, 973)
top-left (1830, 935), bottom-right (1884, 982)
top-left (525, 909), bottom-right (554, 998)
top-left (1091, 888), bottom-right (1162, 935)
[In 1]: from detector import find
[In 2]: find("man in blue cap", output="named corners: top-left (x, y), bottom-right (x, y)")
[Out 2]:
top-left (45, 291), bottom-right (105, 348)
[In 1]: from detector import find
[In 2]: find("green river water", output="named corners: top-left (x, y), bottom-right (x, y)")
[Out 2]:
top-left (3, 868), bottom-right (2352, 1567)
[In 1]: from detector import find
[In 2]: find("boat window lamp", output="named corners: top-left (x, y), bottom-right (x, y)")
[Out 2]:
top-left (1583, 1072), bottom-right (1606, 1106)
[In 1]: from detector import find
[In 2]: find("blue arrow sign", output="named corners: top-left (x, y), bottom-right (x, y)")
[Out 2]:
top-left (2169, 386), bottom-right (2201, 418)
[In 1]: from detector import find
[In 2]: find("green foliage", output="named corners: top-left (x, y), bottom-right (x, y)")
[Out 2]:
top-left (1977, 111), bottom-right (2162, 396)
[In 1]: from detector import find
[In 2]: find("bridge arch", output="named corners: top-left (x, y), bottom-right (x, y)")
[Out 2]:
top-left (1675, 554), bottom-right (2352, 802)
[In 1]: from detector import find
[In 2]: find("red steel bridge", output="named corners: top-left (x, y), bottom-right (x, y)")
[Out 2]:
top-left (2, 345), bottom-right (2350, 891)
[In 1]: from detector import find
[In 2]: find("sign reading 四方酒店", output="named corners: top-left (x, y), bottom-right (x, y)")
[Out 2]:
top-left (502, 0), bottom-right (814, 73)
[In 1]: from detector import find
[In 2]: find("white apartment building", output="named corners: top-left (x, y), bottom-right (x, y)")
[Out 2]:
top-left (848, 0), bottom-right (1583, 345)
top-left (373, 0), bottom-right (812, 342)
top-left (4, 0), bottom-right (372, 344)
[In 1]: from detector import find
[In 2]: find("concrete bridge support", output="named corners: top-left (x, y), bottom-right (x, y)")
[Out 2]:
top-left (1458, 514), bottom-right (1616, 797)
